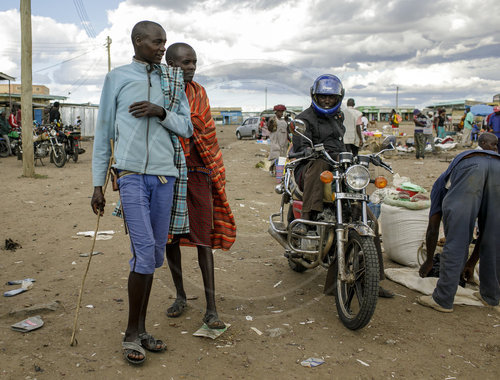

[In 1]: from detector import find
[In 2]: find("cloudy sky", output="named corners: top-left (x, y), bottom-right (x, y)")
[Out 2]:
top-left (1, 0), bottom-right (499, 111)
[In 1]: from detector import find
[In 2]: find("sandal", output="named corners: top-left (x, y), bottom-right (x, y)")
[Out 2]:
top-left (166, 298), bottom-right (187, 318)
top-left (122, 339), bottom-right (146, 365)
top-left (139, 333), bottom-right (167, 352)
top-left (203, 313), bottom-right (226, 330)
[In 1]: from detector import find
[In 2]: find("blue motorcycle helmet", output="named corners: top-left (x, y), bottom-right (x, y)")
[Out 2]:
top-left (310, 74), bottom-right (345, 116)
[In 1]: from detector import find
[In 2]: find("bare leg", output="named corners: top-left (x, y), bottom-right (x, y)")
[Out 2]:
top-left (124, 271), bottom-right (153, 361)
top-left (198, 246), bottom-right (225, 329)
top-left (165, 242), bottom-right (187, 317)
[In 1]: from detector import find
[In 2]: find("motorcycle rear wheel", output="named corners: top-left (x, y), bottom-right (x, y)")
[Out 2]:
top-left (72, 143), bottom-right (79, 162)
top-left (51, 145), bottom-right (67, 168)
top-left (333, 230), bottom-right (379, 330)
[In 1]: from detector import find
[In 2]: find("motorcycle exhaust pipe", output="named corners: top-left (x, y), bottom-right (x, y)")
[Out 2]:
top-left (268, 226), bottom-right (290, 251)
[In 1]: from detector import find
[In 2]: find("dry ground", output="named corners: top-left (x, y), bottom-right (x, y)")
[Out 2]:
top-left (0, 122), bottom-right (498, 379)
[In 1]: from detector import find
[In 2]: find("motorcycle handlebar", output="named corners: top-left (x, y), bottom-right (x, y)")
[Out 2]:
top-left (288, 150), bottom-right (306, 159)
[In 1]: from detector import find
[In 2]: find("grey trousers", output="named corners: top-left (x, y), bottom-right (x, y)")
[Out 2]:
top-left (433, 155), bottom-right (500, 308)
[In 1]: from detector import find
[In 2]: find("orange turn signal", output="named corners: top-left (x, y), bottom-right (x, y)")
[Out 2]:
top-left (374, 176), bottom-right (388, 189)
top-left (320, 171), bottom-right (334, 184)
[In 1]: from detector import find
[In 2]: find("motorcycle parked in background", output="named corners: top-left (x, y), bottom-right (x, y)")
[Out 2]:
top-left (58, 124), bottom-right (81, 163)
top-left (268, 119), bottom-right (394, 330)
top-left (17, 124), bottom-right (67, 167)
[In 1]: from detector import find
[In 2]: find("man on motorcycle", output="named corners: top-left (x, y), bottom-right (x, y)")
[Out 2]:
top-left (291, 74), bottom-right (394, 298)
top-left (0, 110), bottom-right (12, 156)
top-left (291, 74), bottom-right (346, 235)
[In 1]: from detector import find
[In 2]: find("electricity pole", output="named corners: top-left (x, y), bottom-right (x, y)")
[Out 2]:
top-left (265, 87), bottom-right (267, 110)
top-left (20, 0), bottom-right (34, 177)
top-left (106, 36), bottom-right (112, 72)
top-left (396, 86), bottom-right (399, 114)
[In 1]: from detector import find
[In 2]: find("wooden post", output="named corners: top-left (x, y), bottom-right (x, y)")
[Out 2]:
top-left (20, 0), bottom-right (34, 177)
top-left (106, 36), bottom-right (112, 72)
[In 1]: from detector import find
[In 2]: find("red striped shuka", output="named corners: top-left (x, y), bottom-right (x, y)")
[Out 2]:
top-left (178, 81), bottom-right (236, 250)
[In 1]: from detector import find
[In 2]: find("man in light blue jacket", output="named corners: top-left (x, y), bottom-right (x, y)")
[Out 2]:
top-left (91, 20), bottom-right (193, 365)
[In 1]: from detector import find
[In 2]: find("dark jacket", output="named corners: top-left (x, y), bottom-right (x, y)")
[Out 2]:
top-left (292, 106), bottom-right (346, 155)
top-left (49, 107), bottom-right (61, 123)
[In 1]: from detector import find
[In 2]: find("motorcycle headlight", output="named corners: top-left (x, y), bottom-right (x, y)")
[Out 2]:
top-left (345, 165), bottom-right (370, 191)
top-left (50, 129), bottom-right (57, 137)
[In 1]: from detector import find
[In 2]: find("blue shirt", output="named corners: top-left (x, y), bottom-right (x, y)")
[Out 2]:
top-left (488, 113), bottom-right (500, 138)
top-left (92, 60), bottom-right (193, 186)
top-left (429, 149), bottom-right (500, 216)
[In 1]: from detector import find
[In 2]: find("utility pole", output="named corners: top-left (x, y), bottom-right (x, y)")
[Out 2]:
top-left (20, 0), bottom-right (34, 177)
top-left (396, 86), bottom-right (399, 114)
top-left (106, 36), bottom-right (112, 72)
top-left (265, 87), bottom-right (267, 110)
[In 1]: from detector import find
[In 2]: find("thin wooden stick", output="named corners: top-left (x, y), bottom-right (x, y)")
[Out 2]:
top-left (70, 140), bottom-right (114, 346)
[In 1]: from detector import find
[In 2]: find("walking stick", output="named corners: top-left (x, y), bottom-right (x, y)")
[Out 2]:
top-left (70, 139), bottom-right (114, 346)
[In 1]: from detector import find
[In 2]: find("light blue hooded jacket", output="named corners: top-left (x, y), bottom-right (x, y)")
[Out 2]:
top-left (92, 59), bottom-right (193, 187)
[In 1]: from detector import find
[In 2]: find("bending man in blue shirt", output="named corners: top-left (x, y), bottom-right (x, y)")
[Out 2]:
top-left (418, 133), bottom-right (500, 313)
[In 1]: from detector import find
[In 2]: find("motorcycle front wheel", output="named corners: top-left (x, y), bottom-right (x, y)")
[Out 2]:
top-left (0, 140), bottom-right (9, 157)
top-left (51, 145), bottom-right (67, 168)
top-left (333, 230), bottom-right (379, 330)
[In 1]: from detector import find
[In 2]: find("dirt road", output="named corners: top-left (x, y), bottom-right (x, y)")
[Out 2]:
top-left (0, 124), bottom-right (498, 379)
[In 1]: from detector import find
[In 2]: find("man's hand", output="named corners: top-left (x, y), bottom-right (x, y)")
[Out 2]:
top-left (91, 186), bottom-right (105, 216)
top-left (419, 258), bottom-right (434, 278)
top-left (129, 101), bottom-right (166, 120)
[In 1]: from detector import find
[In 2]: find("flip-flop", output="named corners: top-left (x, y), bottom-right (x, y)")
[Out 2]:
top-left (139, 333), bottom-right (167, 352)
top-left (203, 314), bottom-right (226, 330)
top-left (122, 339), bottom-right (146, 365)
top-left (166, 298), bottom-right (187, 318)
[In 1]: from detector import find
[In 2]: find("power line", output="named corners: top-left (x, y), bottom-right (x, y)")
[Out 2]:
top-left (73, 0), bottom-right (97, 39)
top-left (32, 47), bottom-right (100, 73)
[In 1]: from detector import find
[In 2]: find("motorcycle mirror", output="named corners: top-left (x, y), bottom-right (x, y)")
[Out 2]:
top-left (289, 119), bottom-right (306, 135)
top-left (375, 142), bottom-right (395, 157)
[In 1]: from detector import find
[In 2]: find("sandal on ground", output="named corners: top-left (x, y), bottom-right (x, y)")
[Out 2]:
top-left (139, 333), bottom-right (167, 352)
top-left (122, 339), bottom-right (146, 365)
top-left (203, 313), bottom-right (226, 330)
top-left (166, 298), bottom-right (187, 318)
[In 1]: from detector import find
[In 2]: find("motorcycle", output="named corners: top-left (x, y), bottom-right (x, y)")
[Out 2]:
top-left (58, 125), bottom-right (82, 163)
top-left (17, 125), bottom-right (67, 167)
top-left (0, 136), bottom-right (9, 157)
top-left (268, 119), bottom-right (394, 330)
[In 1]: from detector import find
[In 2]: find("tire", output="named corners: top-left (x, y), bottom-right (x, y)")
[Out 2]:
top-left (0, 140), bottom-right (9, 157)
top-left (333, 230), bottom-right (379, 330)
top-left (236, 131), bottom-right (242, 140)
top-left (72, 143), bottom-right (79, 162)
top-left (51, 145), bottom-right (67, 167)
top-left (251, 130), bottom-right (256, 139)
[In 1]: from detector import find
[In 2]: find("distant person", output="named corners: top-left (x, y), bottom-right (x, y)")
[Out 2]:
top-left (0, 110), bottom-right (12, 155)
top-left (436, 109), bottom-right (446, 138)
top-left (462, 107), bottom-right (474, 147)
top-left (487, 106), bottom-right (500, 152)
top-left (49, 102), bottom-right (61, 124)
top-left (423, 111), bottom-right (436, 152)
top-left (361, 113), bottom-right (368, 131)
top-left (8, 106), bottom-right (19, 129)
top-left (390, 109), bottom-right (400, 135)
top-left (164, 42), bottom-right (236, 329)
top-left (412, 109), bottom-right (426, 159)
top-left (259, 116), bottom-right (270, 139)
top-left (268, 104), bottom-right (288, 161)
top-left (417, 132), bottom-right (500, 313)
top-left (74, 115), bottom-right (82, 128)
top-left (342, 98), bottom-right (363, 156)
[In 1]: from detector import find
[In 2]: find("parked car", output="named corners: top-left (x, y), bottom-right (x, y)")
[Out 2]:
top-left (236, 117), bottom-right (260, 139)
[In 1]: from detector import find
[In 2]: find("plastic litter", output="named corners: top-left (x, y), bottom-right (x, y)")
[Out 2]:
top-left (79, 251), bottom-right (103, 257)
top-left (357, 359), bottom-right (370, 367)
top-left (6, 278), bottom-right (36, 285)
top-left (193, 323), bottom-right (230, 339)
top-left (245, 315), bottom-right (253, 321)
top-left (11, 315), bottom-right (44, 332)
top-left (273, 280), bottom-right (282, 288)
top-left (3, 280), bottom-right (33, 297)
top-left (300, 358), bottom-right (324, 367)
top-left (250, 327), bottom-right (263, 335)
